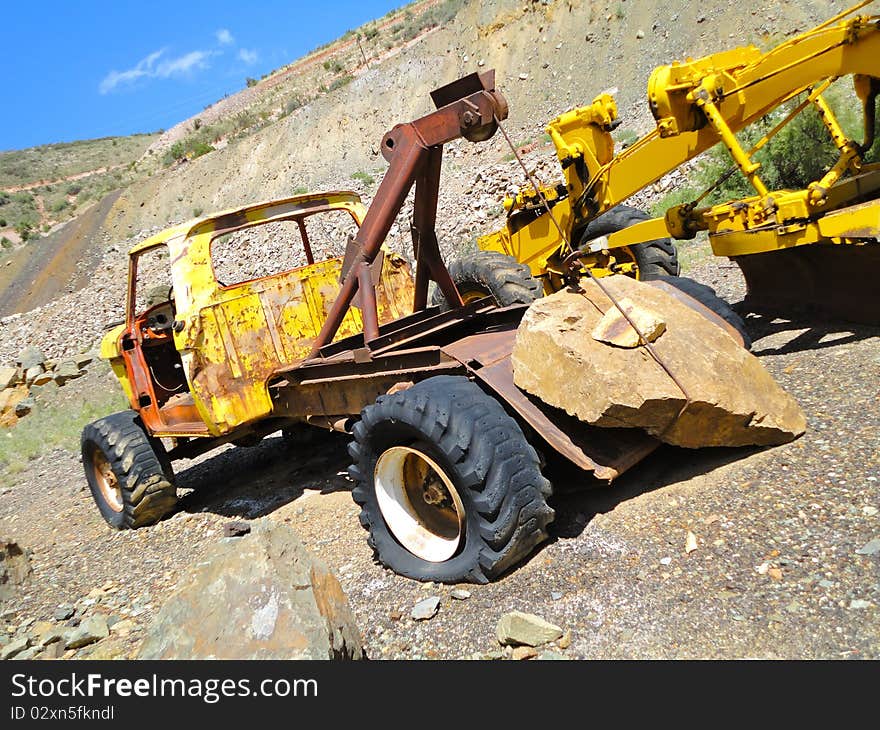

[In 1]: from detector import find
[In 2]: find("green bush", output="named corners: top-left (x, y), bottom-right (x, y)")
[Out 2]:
top-left (351, 170), bottom-right (375, 186)
top-left (246, 77), bottom-right (258, 88)
top-left (0, 218), bottom-right (6, 227)
top-left (190, 141), bottom-right (214, 159)
top-left (327, 75), bottom-right (353, 93)
top-left (1, 236), bottom-right (12, 248)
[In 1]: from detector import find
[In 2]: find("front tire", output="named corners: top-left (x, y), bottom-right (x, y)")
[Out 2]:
top-left (578, 204), bottom-right (680, 279)
top-left (82, 411), bottom-right (177, 529)
top-left (348, 376), bottom-right (554, 583)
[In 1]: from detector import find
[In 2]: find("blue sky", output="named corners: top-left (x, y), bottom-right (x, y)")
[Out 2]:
top-left (2, 0), bottom-right (402, 151)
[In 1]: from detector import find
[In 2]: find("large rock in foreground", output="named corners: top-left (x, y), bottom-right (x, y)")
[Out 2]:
top-left (137, 520), bottom-right (363, 659)
top-left (512, 277), bottom-right (806, 448)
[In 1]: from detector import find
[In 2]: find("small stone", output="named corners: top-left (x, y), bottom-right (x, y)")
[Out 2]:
top-left (389, 610), bottom-right (403, 621)
top-left (849, 599), bottom-right (872, 609)
top-left (222, 521), bottom-right (251, 538)
top-left (518, 73), bottom-right (529, 80)
top-left (538, 650), bottom-right (567, 660)
top-left (511, 645), bottom-right (538, 660)
top-left (14, 646), bottom-right (42, 660)
top-left (0, 367), bottom-right (17, 389)
top-left (73, 355), bottom-right (94, 369)
top-left (557, 630), bottom-right (572, 649)
top-left (42, 641), bottom-right (66, 659)
top-left (38, 627), bottom-right (67, 648)
top-left (450, 589), bottom-right (471, 600)
top-left (17, 346), bottom-right (45, 370)
top-left (863, 506), bottom-right (878, 516)
top-left (14, 397), bottom-right (34, 417)
top-left (855, 539), bottom-right (880, 556)
top-left (818, 579), bottom-right (834, 588)
top-left (550, 591), bottom-right (563, 600)
top-left (0, 635), bottom-right (31, 660)
top-left (592, 297), bottom-right (666, 348)
top-left (496, 611), bottom-right (563, 647)
top-left (755, 562), bottom-right (770, 575)
top-left (659, 557), bottom-right (672, 566)
top-left (29, 620), bottom-right (54, 638)
top-left (53, 361), bottom-right (83, 385)
top-left (110, 620), bottom-right (134, 637)
top-left (31, 370), bottom-right (54, 386)
top-left (767, 567), bottom-right (783, 581)
top-left (411, 596), bottom-right (441, 621)
top-left (685, 531), bottom-right (698, 554)
top-left (64, 615), bottom-right (109, 649)
top-left (54, 605), bottom-right (75, 621)
top-left (636, 29), bottom-right (645, 39)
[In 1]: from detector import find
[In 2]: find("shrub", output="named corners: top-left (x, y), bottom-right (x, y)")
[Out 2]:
top-left (190, 142), bottom-right (214, 159)
top-left (66, 183), bottom-right (82, 196)
top-left (193, 206), bottom-right (204, 217)
top-left (351, 170), bottom-right (375, 186)
top-left (0, 218), bottom-right (6, 227)
top-left (327, 75), bottom-right (354, 93)
top-left (1, 236), bottom-right (12, 248)
top-left (246, 77), bottom-right (258, 88)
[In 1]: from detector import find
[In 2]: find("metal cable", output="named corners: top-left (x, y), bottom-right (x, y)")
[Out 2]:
top-left (493, 115), bottom-right (693, 435)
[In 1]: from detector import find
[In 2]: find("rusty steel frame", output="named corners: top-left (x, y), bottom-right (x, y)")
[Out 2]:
top-left (308, 71), bottom-right (508, 356)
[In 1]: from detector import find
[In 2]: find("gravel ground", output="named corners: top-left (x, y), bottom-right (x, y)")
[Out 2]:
top-left (1, 263), bottom-right (877, 660)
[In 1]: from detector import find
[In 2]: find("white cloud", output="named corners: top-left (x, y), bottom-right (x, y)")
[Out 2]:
top-left (156, 50), bottom-right (211, 77)
top-left (99, 49), bottom-right (212, 94)
top-left (99, 49), bottom-right (164, 94)
top-left (216, 28), bottom-right (234, 45)
top-left (238, 48), bottom-right (258, 65)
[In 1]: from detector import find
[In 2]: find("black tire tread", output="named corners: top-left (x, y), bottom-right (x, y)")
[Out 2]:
top-left (432, 251), bottom-right (542, 310)
top-left (348, 376), bottom-right (553, 583)
top-left (579, 204), bottom-right (680, 279)
top-left (81, 410), bottom-right (177, 529)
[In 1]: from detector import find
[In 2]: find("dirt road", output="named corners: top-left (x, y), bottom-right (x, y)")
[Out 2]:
top-left (0, 191), bottom-right (119, 318)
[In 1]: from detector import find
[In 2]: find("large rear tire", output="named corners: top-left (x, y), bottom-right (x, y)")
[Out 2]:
top-left (578, 204), bottom-right (680, 279)
top-left (431, 250), bottom-right (542, 310)
top-left (348, 376), bottom-right (554, 583)
top-left (82, 411), bottom-right (177, 529)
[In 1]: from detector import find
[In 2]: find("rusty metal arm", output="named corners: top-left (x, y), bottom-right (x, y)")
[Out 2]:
top-left (308, 71), bottom-right (508, 357)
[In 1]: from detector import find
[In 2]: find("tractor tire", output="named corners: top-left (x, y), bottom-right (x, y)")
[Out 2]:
top-left (82, 411), bottom-right (177, 530)
top-left (657, 275), bottom-right (752, 349)
top-left (431, 250), bottom-right (542, 310)
top-left (348, 375), bottom-right (554, 583)
top-left (578, 204), bottom-right (680, 279)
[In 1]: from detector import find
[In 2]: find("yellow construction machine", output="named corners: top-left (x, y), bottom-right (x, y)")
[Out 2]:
top-left (444, 1), bottom-right (880, 325)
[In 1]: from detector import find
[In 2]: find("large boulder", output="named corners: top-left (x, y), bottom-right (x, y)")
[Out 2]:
top-left (512, 277), bottom-right (806, 448)
top-left (0, 540), bottom-right (32, 602)
top-left (137, 520), bottom-right (363, 659)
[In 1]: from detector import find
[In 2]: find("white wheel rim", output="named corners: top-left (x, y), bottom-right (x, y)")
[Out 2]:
top-left (374, 445), bottom-right (465, 562)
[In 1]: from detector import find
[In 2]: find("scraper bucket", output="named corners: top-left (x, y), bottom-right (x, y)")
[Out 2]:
top-left (734, 241), bottom-right (880, 324)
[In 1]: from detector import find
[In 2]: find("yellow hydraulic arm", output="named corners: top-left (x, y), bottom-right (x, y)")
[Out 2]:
top-left (483, 1), bottom-right (880, 322)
